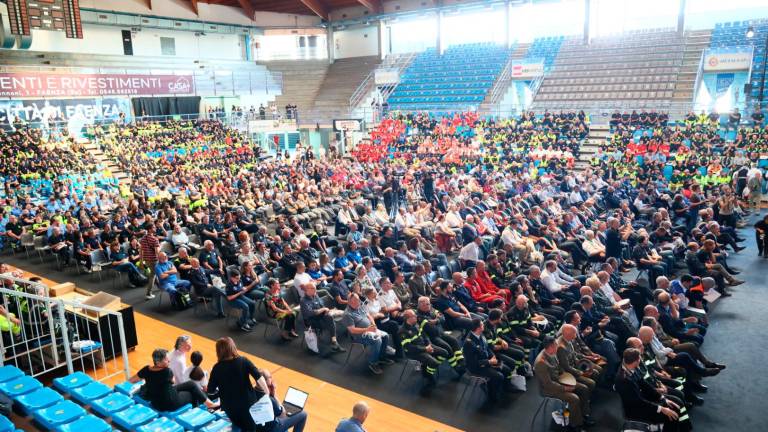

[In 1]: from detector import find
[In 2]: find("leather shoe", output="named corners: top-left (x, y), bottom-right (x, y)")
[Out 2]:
top-left (709, 362), bottom-right (726, 370)
top-left (702, 367), bottom-right (721, 377)
top-left (728, 268), bottom-right (741, 274)
top-left (690, 382), bottom-right (708, 393)
top-left (687, 394), bottom-right (705, 406)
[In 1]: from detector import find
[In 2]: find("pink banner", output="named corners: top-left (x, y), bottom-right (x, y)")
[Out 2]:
top-left (0, 72), bottom-right (195, 97)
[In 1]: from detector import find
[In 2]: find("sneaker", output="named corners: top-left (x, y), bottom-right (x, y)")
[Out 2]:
top-left (377, 358), bottom-right (395, 366)
top-left (240, 324), bottom-right (253, 332)
top-left (331, 343), bottom-right (346, 352)
top-left (368, 363), bottom-right (383, 375)
top-left (385, 346), bottom-right (396, 356)
top-left (145, 293), bottom-right (156, 300)
top-left (728, 279), bottom-right (745, 286)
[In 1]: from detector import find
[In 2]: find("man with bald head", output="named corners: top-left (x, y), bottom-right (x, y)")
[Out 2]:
top-left (654, 292), bottom-right (705, 346)
top-left (642, 310), bottom-right (725, 372)
top-left (557, 324), bottom-right (602, 391)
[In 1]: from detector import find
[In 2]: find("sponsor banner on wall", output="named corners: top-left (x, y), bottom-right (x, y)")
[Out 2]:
top-left (0, 98), bottom-right (132, 136)
top-left (0, 72), bottom-right (195, 98)
top-left (374, 69), bottom-right (400, 85)
top-left (703, 47), bottom-right (752, 72)
top-left (511, 59), bottom-right (544, 79)
top-left (248, 119), bottom-right (298, 133)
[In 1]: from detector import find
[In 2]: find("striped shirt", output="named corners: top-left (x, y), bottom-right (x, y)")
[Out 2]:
top-left (140, 234), bottom-right (159, 263)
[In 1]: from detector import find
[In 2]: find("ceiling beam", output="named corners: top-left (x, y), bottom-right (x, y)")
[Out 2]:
top-left (297, 0), bottom-right (329, 20)
top-left (356, 0), bottom-right (382, 14)
top-left (236, 0), bottom-right (256, 20)
top-left (189, 0), bottom-right (199, 15)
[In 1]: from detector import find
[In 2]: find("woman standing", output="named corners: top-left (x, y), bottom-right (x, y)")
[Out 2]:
top-left (207, 337), bottom-right (272, 431)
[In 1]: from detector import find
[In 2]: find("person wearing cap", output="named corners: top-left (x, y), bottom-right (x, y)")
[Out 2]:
top-left (534, 335), bottom-right (594, 431)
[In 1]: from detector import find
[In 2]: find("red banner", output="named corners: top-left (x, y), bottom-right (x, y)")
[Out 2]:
top-left (0, 72), bottom-right (195, 97)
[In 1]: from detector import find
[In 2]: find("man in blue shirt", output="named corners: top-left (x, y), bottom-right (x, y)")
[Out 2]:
top-left (155, 252), bottom-right (191, 294)
top-left (224, 269), bottom-right (256, 332)
top-left (335, 401), bottom-right (369, 432)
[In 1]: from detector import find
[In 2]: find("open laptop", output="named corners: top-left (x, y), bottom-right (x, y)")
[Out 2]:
top-left (283, 387), bottom-right (309, 417)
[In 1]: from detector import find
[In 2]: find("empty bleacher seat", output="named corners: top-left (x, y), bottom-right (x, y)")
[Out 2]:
top-left (53, 372), bottom-right (94, 394)
top-left (199, 418), bottom-right (233, 432)
top-left (115, 380), bottom-right (143, 396)
top-left (56, 414), bottom-right (112, 432)
top-left (0, 415), bottom-right (14, 432)
top-left (0, 376), bottom-right (42, 398)
top-left (90, 392), bottom-right (135, 418)
top-left (136, 417), bottom-right (185, 432)
top-left (175, 406), bottom-right (216, 430)
top-left (15, 387), bottom-right (64, 414)
top-left (112, 404), bottom-right (158, 431)
top-left (0, 366), bottom-right (23, 384)
top-left (69, 381), bottom-right (112, 405)
top-left (32, 400), bottom-right (86, 429)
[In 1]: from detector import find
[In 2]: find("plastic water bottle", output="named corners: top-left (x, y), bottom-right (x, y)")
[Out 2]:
top-left (563, 403), bottom-right (570, 426)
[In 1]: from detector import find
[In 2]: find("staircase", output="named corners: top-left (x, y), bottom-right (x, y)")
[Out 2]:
top-left (573, 125), bottom-right (610, 171)
top-left (671, 29), bottom-right (712, 116)
top-left (83, 142), bottom-right (130, 184)
top-left (479, 43), bottom-right (530, 114)
top-left (258, 60), bottom-right (330, 125)
top-left (304, 56), bottom-right (382, 126)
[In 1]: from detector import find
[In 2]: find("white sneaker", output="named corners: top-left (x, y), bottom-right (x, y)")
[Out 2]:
top-left (145, 293), bottom-right (156, 300)
top-left (385, 346), bottom-right (396, 356)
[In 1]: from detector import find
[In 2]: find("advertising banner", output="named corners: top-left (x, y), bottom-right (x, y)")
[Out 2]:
top-left (0, 98), bottom-right (132, 136)
top-left (511, 59), bottom-right (544, 79)
top-left (0, 72), bottom-right (195, 97)
top-left (374, 69), bottom-right (400, 85)
top-left (703, 47), bottom-right (752, 72)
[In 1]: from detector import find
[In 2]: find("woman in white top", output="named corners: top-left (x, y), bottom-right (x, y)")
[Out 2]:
top-left (183, 351), bottom-right (209, 392)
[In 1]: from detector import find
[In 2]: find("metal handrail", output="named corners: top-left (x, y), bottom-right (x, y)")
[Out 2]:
top-left (485, 56), bottom-right (516, 105)
top-left (349, 52), bottom-right (417, 109)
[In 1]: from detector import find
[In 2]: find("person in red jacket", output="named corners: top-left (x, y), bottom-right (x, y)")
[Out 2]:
top-left (475, 261), bottom-right (512, 305)
top-left (464, 266), bottom-right (507, 308)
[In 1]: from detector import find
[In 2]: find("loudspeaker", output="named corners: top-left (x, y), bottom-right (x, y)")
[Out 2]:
top-left (122, 30), bottom-right (133, 56)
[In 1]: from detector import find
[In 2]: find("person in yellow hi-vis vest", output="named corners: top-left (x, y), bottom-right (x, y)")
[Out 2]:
top-left (0, 305), bottom-right (21, 337)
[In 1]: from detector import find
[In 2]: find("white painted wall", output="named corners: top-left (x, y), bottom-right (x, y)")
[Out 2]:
top-left (79, 0), bottom-right (322, 27)
top-left (334, 26), bottom-right (379, 59)
top-left (24, 23), bottom-right (243, 60)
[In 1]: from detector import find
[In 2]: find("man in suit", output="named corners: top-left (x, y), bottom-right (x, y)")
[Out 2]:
top-left (462, 318), bottom-right (512, 403)
top-left (407, 263), bottom-right (429, 303)
top-left (534, 336), bottom-right (594, 431)
top-left (615, 348), bottom-right (691, 432)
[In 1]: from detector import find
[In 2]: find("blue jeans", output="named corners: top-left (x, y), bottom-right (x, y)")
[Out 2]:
top-left (160, 279), bottom-right (191, 293)
top-left (114, 262), bottom-right (143, 279)
top-left (229, 296), bottom-right (256, 326)
top-left (273, 411), bottom-right (308, 432)
top-left (359, 332), bottom-right (389, 365)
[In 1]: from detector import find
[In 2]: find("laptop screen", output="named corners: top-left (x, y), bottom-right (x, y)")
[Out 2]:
top-left (284, 387), bottom-right (309, 408)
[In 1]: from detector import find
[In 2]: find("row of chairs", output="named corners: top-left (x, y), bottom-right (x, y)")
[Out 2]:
top-left (0, 365), bottom-right (230, 432)
top-left (547, 74), bottom-right (677, 86)
top-left (550, 67), bottom-right (680, 78)
top-left (537, 92), bottom-right (674, 102)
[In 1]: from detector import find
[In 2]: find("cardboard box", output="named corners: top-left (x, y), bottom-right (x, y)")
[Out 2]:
top-left (82, 291), bottom-right (121, 317)
top-left (50, 282), bottom-right (76, 297)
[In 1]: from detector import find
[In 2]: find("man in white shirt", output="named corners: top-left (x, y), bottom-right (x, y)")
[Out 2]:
top-left (481, 210), bottom-right (500, 237)
top-left (581, 230), bottom-right (605, 259)
top-left (293, 261), bottom-right (313, 298)
top-left (501, 220), bottom-right (535, 262)
top-left (169, 335), bottom-right (192, 384)
top-left (458, 236), bottom-right (483, 265)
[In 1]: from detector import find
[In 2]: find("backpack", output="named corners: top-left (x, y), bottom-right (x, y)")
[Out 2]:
top-left (171, 291), bottom-right (192, 310)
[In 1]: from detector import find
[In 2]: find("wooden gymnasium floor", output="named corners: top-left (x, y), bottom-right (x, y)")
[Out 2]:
top-left (7, 266), bottom-right (461, 432)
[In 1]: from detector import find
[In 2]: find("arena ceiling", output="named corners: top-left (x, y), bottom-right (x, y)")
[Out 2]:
top-left (199, 0), bottom-right (383, 20)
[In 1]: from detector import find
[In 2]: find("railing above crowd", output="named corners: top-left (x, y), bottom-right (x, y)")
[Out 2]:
top-left (0, 274), bottom-right (130, 383)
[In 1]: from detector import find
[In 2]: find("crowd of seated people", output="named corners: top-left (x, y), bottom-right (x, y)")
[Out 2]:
top-left (3, 108), bottom-right (761, 431)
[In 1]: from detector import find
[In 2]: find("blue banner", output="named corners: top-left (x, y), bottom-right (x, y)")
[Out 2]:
top-left (715, 73), bottom-right (735, 98)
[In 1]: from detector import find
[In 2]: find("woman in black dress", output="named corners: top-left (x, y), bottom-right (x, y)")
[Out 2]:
top-left (207, 337), bottom-right (273, 431)
top-left (129, 348), bottom-right (216, 412)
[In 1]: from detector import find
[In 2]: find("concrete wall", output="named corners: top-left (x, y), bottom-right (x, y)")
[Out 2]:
top-left (23, 23), bottom-right (243, 59)
top-left (334, 26), bottom-right (379, 59)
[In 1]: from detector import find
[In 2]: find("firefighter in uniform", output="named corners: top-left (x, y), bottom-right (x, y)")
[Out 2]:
top-left (484, 308), bottom-right (529, 375)
top-left (415, 296), bottom-right (465, 375)
top-left (399, 309), bottom-right (449, 393)
top-left (462, 318), bottom-right (513, 403)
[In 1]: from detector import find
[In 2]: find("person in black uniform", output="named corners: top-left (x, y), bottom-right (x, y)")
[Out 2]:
top-left (462, 318), bottom-right (512, 403)
top-left (415, 296), bottom-right (464, 374)
top-left (483, 309), bottom-right (529, 375)
top-left (754, 214), bottom-right (768, 257)
top-left (399, 309), bottom-right (449, 394)
top-left (615, 348), bottom-right (691, 432)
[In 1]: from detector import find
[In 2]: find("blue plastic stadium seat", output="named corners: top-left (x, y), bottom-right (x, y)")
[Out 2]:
top-left (199, 418), bottom-right (232, 432)
top-left (32, 400), bottom-right (86, 430)
top-left (55, 414), bottom-right (112, 432)
top-left (91, 392), bottom-right (135, 417)
top-left (69, 381), bottom-right (112, 405)
top-left (0, 415), bottom-right (13, 432)
top-left (137, 416), bottom-right (184, 432)
top-left (0, 376), bottom-right (42, 398)
top-left (15, 387), bottom-right (64, 414)
top-left (112, 404), bottom-right (158, 431)
top-left (115, 380), bottom-right (143, 396)
top-left (159, 403), bottom-right (192, 419)
top-left (0, 366), bottom-right (24, 384)
top-left (175, 407), bottom-right (216, 430)
top-left (53, 372), bottom-right (94, 394)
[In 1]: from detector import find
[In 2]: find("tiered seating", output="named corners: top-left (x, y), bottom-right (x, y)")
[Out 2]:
top-left (526, 36), bottom-right (566, 72)
top-left (387, 42), bottom-right (513, 111)
top-left (710, 20), bottom-right (768, 102)
top-left (0, 365), bottom-right (231, 432)
top-left (533, 28), bottom-right (685, 109)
